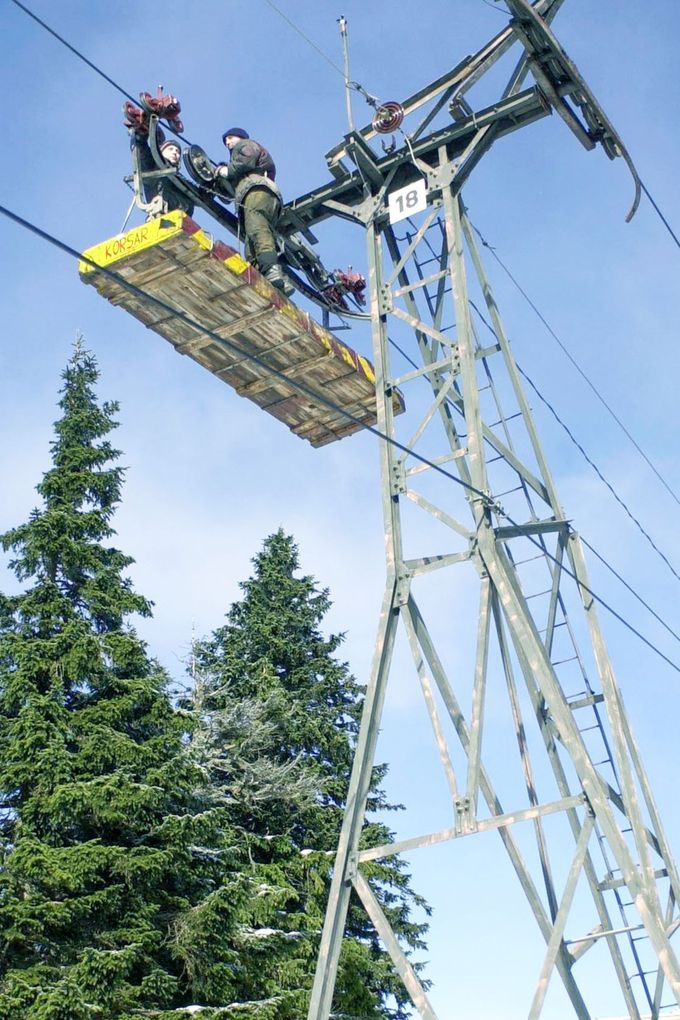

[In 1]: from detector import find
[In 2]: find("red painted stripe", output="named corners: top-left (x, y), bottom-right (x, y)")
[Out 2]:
top-left (181, 216), bottom-right (201, 237)
top-left (211, 239), bottom-right (239, 261)
top-left (181, 214), bottom-right (372, 383)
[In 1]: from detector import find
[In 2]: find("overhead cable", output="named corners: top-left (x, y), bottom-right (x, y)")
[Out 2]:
top-left (580, 536), bottom-right (680, 648)
top-left (640, 180), bottom-right (680, 252)
top-left (516, 364), bottom-right (680, 586)
top-left (469, 219), bottom-right (680, 510)
top-left (467, 295), bottom-right (680, 590)
top-left (17, 0), bottom-right (678, 519)
top-left (260, 0), bottom-right (346, 79)
top-left (258, 0), bottom-right (381, 110)
top-left (9, 0), bottom-right (138, 105)
top-left (390, 286), bottom-right (680, 654)
top-left (2, 200), bottom-right (680, 676)
top-left (9, 1), bottom-right (680, 681)
top-left (8, 0), bottom-right (189, 144)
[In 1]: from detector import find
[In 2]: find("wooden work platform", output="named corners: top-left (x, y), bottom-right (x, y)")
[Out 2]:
top-left (79, 211), bottom-right (403, 446)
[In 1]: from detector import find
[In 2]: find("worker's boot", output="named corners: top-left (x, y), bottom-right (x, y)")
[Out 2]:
top-left (263, 264), bottom-right (294, 296)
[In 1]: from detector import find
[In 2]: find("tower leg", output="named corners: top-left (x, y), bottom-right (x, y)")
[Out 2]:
top-left (308, 185), bottom-right (680, 1019)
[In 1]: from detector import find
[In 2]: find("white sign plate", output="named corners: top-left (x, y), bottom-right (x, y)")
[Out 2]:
top-left (387, 179), bottom-right (427, 224)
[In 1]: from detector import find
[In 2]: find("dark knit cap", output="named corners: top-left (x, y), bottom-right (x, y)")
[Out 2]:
top-left (222, 127), bottom-right (249, 144)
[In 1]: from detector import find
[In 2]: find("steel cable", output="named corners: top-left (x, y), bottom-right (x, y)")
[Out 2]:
top-left (8, 0), bottom-right (190, 144)
top-left (469, 219), bottom-right (680, 510)
top-left (12, 0), bottom-right (680, 510)
top-left (467, 296), bottom-right (680, 591)
top-left (2, 200), bottom-right (680, 675)
top-left (7, 2), bottom-right (680, 670)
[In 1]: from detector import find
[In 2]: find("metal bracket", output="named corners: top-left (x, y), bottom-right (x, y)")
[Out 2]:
top-left (378, 283), bottom-right (393, 315)
top-left (455, 796), bottom-right (476, 834)
top-left (394, 569), bottom-right (413, 608)
top-left (390, 461), bottom-right (406, 497)
top-left (481, 490), bottom-right (505, 518)
top-left (427, 161), bottom-right (459, 194)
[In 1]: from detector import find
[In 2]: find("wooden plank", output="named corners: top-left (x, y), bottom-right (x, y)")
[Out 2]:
top-left (79, 211), bottom-right (404, 446)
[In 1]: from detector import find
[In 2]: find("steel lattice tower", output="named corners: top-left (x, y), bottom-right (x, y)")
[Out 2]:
top-left (275, 2), bottom-right (680, 1017)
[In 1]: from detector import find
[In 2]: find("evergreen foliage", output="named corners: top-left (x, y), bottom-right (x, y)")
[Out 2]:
top-left (190, 531), bottom-right (429, 1019)
top-left (0, 342), bottom-right (239, 1019)
top-left (0, 341), bottom-right (428, 1019)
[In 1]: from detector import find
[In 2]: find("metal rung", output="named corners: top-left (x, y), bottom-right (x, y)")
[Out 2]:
top-left (579, 724), bottom-right (601, 733)
top-left (514, 553), bottom-right (545, 566)
top-left (496, 484), bottom-right (524, 498)
top-left (526, 588), bottom-right (553, 600)
top-left (489, 411), bottom-right (522, 427)
top-left (567, 922), bottom-right (644, 946)
top-left (593, 759), bottom-right (613, 767)
top-left (552, 655), bottom-right (579, 666)
top-left (538, 621), bottom-right (567, 634)
top-left (568, 693), bottom-right (605, 710)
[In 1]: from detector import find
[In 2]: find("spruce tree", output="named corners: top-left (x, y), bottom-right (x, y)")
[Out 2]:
top-left (191, 531), bottom-right (429, 1020)
top-left (0, 341), bottom-right (243, 1019)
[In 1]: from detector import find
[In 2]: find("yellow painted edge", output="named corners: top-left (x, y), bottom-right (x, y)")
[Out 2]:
top-left (78, 212), bottom-right (389, 403)
top-left (223, 252), bottom-right (250, 275)
top-left (358, 356), bottom-right (376, 385)
top-left (187, 224), bottom-right (214, 253)
top-left (79, 210), bottom-right (188, 274)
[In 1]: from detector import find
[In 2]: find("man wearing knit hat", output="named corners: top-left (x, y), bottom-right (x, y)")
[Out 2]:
top-left (217, 129), bottom-right (292, 295)
top-left (127, 127), bottom-right (194, 219)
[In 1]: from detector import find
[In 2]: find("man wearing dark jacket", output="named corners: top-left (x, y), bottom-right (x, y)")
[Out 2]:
top-left (130, 131), bottom-right (194, 218)
top-left (216, 128), bottom-right (292, 294)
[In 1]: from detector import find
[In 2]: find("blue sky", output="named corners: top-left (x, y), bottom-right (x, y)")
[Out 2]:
top-left (2, 1), bottom-right (680, 1017)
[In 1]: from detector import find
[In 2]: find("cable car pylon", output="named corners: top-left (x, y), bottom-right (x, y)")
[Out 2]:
top-left (72, 0), bottom-right (678, 1011)
top-left (288, 2), bottom-right (679, 1016)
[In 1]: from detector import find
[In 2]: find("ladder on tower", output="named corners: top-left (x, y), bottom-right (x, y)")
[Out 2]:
top-left (292, 2), bottom-right (680, 1016)
top-left (368, 204), bottom-right (680, 1018)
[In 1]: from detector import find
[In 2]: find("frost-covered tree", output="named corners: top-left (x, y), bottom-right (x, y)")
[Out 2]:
top-left (0, 341), bottom-right (242, 1019)
top-left (191, 531), bottom-right (430, 1019)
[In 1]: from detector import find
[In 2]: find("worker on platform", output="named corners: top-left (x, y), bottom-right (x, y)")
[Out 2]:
top-left (129, 128), bottom-right (194, 218)
top-left (216, 128), bottom-right (292, 295)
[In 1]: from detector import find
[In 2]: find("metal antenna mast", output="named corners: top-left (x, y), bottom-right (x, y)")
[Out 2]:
top-left (280, 1), bottom-right (680, 1017)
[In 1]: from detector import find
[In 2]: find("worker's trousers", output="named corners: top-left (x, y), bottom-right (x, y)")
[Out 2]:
top-left (242, 188), bottom-right (281, 273)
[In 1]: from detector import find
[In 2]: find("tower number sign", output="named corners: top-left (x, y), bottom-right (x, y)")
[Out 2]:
top-left (387, 179), bottom-right (427, 224)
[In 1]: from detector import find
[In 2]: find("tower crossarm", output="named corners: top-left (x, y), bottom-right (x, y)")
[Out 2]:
top-left (504, 0), bottom-right (642, 219)
top-left (324, 0), bottom-right (567, 162)
top-left (287, 0), bottom-right (640, 237)
top-left (284, 87), bottom-right (550, 232)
